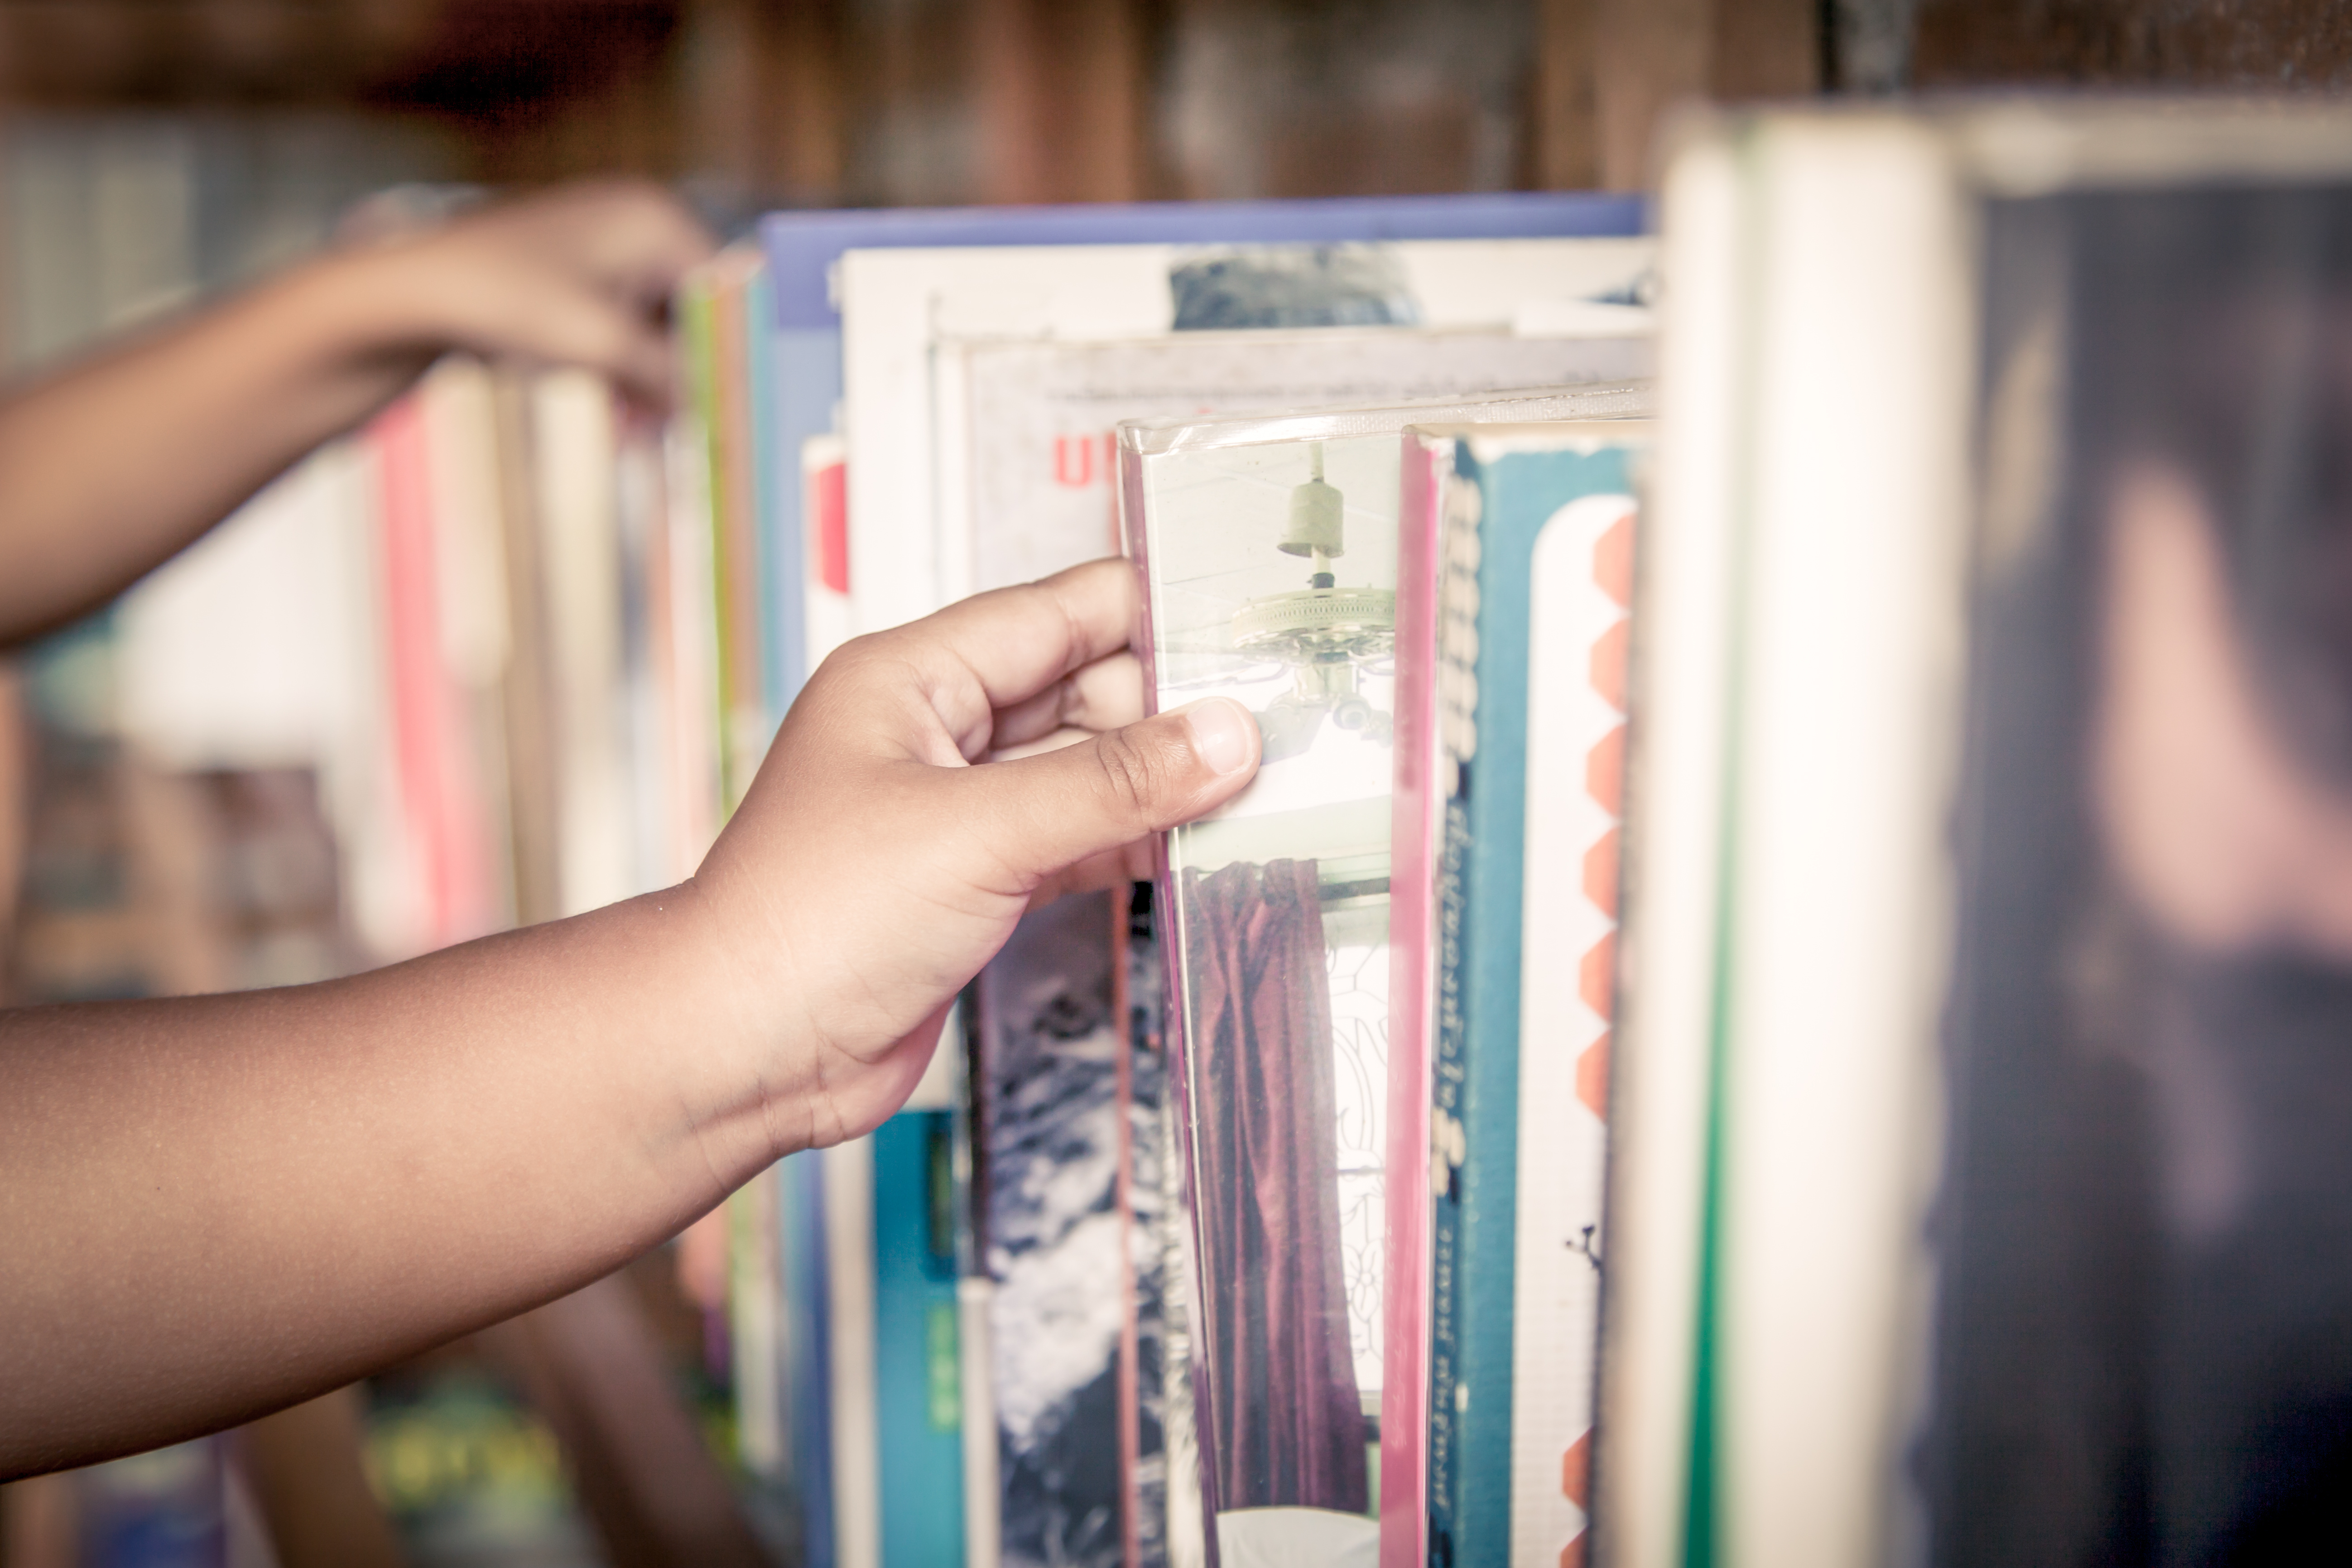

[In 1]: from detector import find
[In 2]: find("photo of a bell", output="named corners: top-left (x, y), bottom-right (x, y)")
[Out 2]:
top-left (1281, 476), bottom-right (1345, 558)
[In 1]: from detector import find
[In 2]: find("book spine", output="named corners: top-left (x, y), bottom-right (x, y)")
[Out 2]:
top-left (1382, 429), bottom-right (1450, 1568)
top-left (1427, 441), bottom-right (1483, 1563)
top-left (782, 1150), bottom-right (839, 1568)
top-left (804, 434), bottom-right (852, 670)
top-left (872, 1110), bottom-right (966, 1568)
top-left (826, 1135), bottom-right (881, 1568)
top-left (707, 260), bottom-right (765, 807)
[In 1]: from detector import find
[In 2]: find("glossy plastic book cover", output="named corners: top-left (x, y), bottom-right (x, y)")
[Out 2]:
top-left (1408, 425), bottom-right (1643, 1568)
top-left (1119, 384), bottom-right (1645, 1566)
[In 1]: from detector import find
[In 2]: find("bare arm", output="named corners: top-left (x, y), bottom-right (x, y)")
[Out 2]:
top-left (0, 180), bottom-right (711, 645)
top-left (0, 560), bottom-right (1263, 1478)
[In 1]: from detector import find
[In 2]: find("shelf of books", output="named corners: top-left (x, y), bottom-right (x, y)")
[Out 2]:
top-left (678, 104), bottom-right (2352, 1568)
top-left (668, 192), bottom-right (1655, 1568)
top-left (81, 93), bottom-right (2352, 1568)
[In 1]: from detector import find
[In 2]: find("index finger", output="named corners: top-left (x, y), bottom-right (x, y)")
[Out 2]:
top-left (870, 558), bottom-right (1140, 752)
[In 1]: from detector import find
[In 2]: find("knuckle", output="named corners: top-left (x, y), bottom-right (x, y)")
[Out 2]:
top-left (1090, 730), bottom-right (1165, 821)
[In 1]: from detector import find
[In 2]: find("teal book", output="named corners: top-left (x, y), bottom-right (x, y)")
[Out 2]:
top-left (873, 1110), bottom-right (965, 1568)
top-left (1419, 424), bottom-right (1645, 1568)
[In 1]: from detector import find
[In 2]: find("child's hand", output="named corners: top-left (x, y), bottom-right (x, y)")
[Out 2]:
top-left (349, 180), bottom-right (712, 409)
top-left (690, 558), bottom-right (1260, 1151)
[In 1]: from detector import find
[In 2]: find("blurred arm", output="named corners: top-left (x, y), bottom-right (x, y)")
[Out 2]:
top-left (0, 180), bottom-right (711, 646)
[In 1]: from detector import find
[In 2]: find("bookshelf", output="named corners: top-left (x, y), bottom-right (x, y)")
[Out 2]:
top-left (3, 6), bottom-right (2344, 1568)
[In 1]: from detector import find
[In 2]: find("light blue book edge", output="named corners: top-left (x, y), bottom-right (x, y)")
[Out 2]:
top-left (1429, 443), bottom-right (1634, 1567)
top-left (872, 1111), bottom-right (965, 1568)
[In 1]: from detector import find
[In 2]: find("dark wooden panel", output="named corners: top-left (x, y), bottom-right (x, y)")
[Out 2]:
top-left (1912, 0), bottom-right (2352, 87)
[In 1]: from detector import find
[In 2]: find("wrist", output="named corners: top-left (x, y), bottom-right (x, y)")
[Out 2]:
top-left (616, 871), bottom-right (826, 1169)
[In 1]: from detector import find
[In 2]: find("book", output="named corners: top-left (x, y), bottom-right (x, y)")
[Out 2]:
top-left (1120, 383), bottom-right (1646, 1565)
top-left (779, 1148), bottom-right (837, 1567)
top-left (1399, 423), bottom-right (1645, 1568)
top-left (530, 369), bottom-right (633, 918)
top-left (931, 322), bottom-right (1652, 609)
top-left (758, 194), bottom-right (1645, 656)
top-left (974, 889), bottom-right (1143, 1568)
top-left (1601, 99), bottom-right (2352, 1568)
top-left (803, 432), bottom-right (851, 671)
top-left (843, 234), bottom-right (1653, 629)
top-left (873, 1107), bottom-right (968, 1568)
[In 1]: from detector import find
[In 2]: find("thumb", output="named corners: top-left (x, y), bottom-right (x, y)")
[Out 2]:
top-left (964, 697), bottom-right (1261, 887)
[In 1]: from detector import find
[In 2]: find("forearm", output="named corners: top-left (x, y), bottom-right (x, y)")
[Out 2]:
top-left (0, 879), bottom-right (791, 1478)
top-left (0, 252), bottom-right (437, 644)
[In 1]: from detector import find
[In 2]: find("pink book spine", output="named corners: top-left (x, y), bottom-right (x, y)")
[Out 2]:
top-left (375, 395), bottom-right (456, 948)
top-left (1380, 430), bottom-right (1450, 1568)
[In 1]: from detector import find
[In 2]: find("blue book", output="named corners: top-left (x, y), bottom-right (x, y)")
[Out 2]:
top-left (873, 1110), bottom-right (967, 1568)
top-left (778, 1150), bottom-right (836, 1566)
top-left (755, 192), bottom-right (1644, 696)
top-left (745, 263), bottom-right (799, 731)
top-left (1420, 424), bottom-right (1646, 1568)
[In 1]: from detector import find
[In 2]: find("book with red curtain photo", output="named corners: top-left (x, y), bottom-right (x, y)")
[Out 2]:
top-left (1119, 385), bottom-right (1643, 1565)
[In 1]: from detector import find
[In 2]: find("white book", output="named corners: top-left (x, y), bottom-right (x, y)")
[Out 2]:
top-left (839, 236), bottom-right (1654, 632)
top-left (1603, 99), bottom-right (2352, 1568)
top-left (532, 370), bottom-right (633, 919)
top-left (826, 1134), bottom-right (881, 1568)
top-left (933, 326), bottom-right (1652, 608)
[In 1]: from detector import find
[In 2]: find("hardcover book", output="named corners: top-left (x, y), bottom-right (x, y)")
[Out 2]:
top-left (844, 236), bottom-right (1652, 629)
top-left (759, 194), bottom-right (1645, 665)
top-left (1120, 384), bottom-right (1645, 1565)
top-left (1602, 99), bottom-right (2352, 1568)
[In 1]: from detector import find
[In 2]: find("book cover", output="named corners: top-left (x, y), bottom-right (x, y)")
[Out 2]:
top-left (1414, 426), bottom-right (1643, 1568)
top-left (843, 235), bottom-right (1652, 633)
top-left (1602, 100), bottom-right (2352, 1568)
top-left (936, 325), bottom-right (1650, 613)
top-left (977, 890), bottom-right (1135, 1568)
top-left (757, 194), bottom-right (1644, 658)
top-left (1123, 882), bottom-right (1177, 1568)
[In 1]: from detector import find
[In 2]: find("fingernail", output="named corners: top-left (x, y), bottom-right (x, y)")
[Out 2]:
top-left (1182, 698), bottom-right (1256, 776)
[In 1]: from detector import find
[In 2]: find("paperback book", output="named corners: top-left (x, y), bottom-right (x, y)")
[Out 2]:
top-left (1120, 383), bottom-right (1645, 1566)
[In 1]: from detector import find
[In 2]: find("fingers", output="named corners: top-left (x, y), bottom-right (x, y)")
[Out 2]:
top-left (953, 697), bottom-right (1260, 890)
top-left (990, 650), bottom-right (1146, 752)
top-left (856, 560), bottom-right (1140, 759)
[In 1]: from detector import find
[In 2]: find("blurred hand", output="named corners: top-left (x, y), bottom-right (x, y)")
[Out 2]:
top-left (692, 558), bottom-right (1260, 1149)
top-left (352, 180), bottom-right (713, 409)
